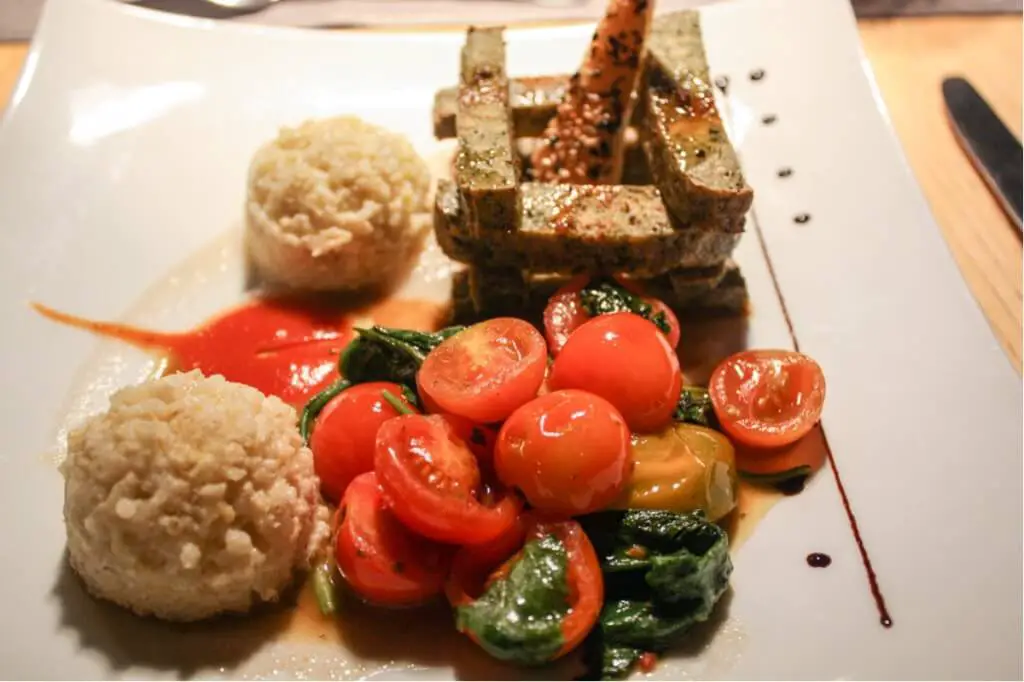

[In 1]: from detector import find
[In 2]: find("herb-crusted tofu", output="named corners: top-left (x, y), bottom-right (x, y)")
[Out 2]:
top-left (434, 180), bottom-right (741, 275)
top-left (455, 27), bottom-right (520, 235)
top-left (640, 11), bottom-right (753, 226)
top-left (435, 75), bottom-right (576, 139)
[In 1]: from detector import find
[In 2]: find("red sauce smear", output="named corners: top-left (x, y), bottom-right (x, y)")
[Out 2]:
top-left (32, 298), bottom-right (446, 406)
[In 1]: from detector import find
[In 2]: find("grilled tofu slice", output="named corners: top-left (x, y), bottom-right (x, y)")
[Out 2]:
top-left (454, 27), bottom-right (519, 235)
top-left (451, 260), bottom-right (747, 323)
top-left (434, 179), bottom-right (741, 276)
top-left (640, 11), bottom-right (753, 226)
top-left (436, 75), bottom-right (575, 139)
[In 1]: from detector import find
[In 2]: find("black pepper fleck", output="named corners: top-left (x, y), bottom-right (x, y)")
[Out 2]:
top-left (714, 75), bottom-right (730, 94)
top-left (777, 167), bottom-right (793, 178)
top-left (794, 213), bottom-right (811, 224)
top-left (750, 68), bottom-right (766, 81)
top-left (761, 113), bottom-right (777, 125)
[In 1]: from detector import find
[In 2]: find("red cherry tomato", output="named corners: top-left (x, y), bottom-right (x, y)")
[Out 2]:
top-left (495, 390), bottom-right (630, 515)
top-left (550, 313), bottom-right (682, 433)
top-left (542, 276), bottom-right (591, 354)
top-left (542, 277), bottom-right (680, 355)
top-left (437, 412), bottom-right (500, 474)
top-left (709, 350), bottom-right (826, 449)
top-left (444, 515), bottom-right (528, 609)
top-left (310, 382), bottom-right (417, 503)
top-left (334, 472), bottom-right (451, 606)
top-left (417, 318), bottom-right (548, 423)
top-left (446, 514), bottom-right (603, 660)
top-left (375, 414), bottom-right (522, 545)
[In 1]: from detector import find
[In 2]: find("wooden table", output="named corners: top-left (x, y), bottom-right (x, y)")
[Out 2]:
top-left (0, 14), bottom-right (1020, 367)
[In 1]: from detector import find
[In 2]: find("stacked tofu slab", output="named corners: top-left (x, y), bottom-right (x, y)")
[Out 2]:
top-left (434, 12), bottom-right (752, 323)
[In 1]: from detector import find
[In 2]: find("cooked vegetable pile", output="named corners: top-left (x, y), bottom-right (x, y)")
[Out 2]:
top-left (302, 273), bottom-right (827, 679)
top-left (580, 510), bottom-right (732, 679)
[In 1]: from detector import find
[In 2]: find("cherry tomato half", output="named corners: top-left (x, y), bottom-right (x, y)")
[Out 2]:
top-left (542, 277), bottom-right (681, 355)
top-left (709, 349), bottom-right (826, 449)
top-left (311, 382), bottom-right (417, 503)
top-left (437, 412), bottom-right (500, 475)
top-left (375, 414), bottom-right (522, 545)
top-left (417, 318), bottom-right (548, 423)
top-left (334, 472), bottom-right (452, 606)
top-left (495, 390), bottom-right (630, 515)
top-left (446, 514), bottom-right (603, 660)
top-left (550, 313), bottom-right (682, 433)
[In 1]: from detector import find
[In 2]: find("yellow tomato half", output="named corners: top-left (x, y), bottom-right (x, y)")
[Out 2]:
top-left (613, 423), bottom-right (738, 521)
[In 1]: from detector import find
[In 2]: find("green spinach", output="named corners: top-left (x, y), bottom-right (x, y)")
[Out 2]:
top-left (299, 325), bottom-right (462, 443)
top-left (579, 280), bottom-right (671, 335)
top-left (299, 378), bottom-right (351, 443)
top-left (455, 534), bottom-right (570, 666)
top-left (579, 510), bottom-right (732, 680)
top-left (340, 325), bottom-right (465, 387)
top-left (673, 386), bottom-right (717, 428)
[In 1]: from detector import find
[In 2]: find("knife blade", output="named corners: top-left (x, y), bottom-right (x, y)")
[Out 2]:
top-left (942, 76), bottom-right (1023, 233)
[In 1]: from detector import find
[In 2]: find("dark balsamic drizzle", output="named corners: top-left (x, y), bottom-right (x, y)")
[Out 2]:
top-left (777, 167), bottom-right (793, 178)
top-left (807, 553), bottom-right (832, 568)
top-left (750, 68), bottom-right (766, 81)
top-left (794, 213), bottom-right (811, 224)
top-left (761, 113), bottom-right (777, 125)
top-left (750, 209), bottom-right (893, 630)
top-left (714, 75), bottom-right (730, 95)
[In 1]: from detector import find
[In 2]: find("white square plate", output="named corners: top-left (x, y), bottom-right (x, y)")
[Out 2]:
top-left (0, 0), bottom-right (1020, 679)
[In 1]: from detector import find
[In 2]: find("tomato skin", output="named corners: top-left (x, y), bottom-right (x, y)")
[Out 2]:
top-left (643, 297), bottom-right (681, 350)
top-left (495, 390), bottom-right (630, 515)
top-left (419, 393), bottom-right (499, 466)
top-left (417, 318), bottom-right (548, 423)
top-left (542, 277), bottom-right (681, 355)
top-left (310, 381), bottom-right (417, 503)
top-left (437, 412), bottom-right (500, 474)
top-left (709, 350), bottom-right (826, 449)
top-left (550, 313), bottom-right (682, 433)
top-left (542, 276), bottom-right (591, 354)
top-left (615, 278), bottom-right (681, 350)
top-left (445, 515), bottom-right (528, 609)
top-left (334, 472), bottom-right (452, 606)
top-left (375, 414), bottom-right (523, 545)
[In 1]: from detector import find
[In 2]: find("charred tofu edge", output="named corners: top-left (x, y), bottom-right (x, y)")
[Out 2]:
top-left (454, 27), bottom-right (521, 236)
top-left (640, 11), bottom-right (753, 226)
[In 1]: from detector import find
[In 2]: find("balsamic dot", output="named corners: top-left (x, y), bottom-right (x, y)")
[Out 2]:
top-left (777, 167), bottom-right (793, 178)
top-left (714, 75), bottom-right (730, 94)
top-left (761, 113), bottom-right (777, 125)
top-left (750, 68), bottom-right (766, 81)
top-left (794, 213), bottom-right (811, 224)
top-left (807, 552), bottom-right (832, 568)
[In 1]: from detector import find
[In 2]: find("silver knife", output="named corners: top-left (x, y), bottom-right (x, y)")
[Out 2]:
top-left (942, 76), bottom-right (1023, 233)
